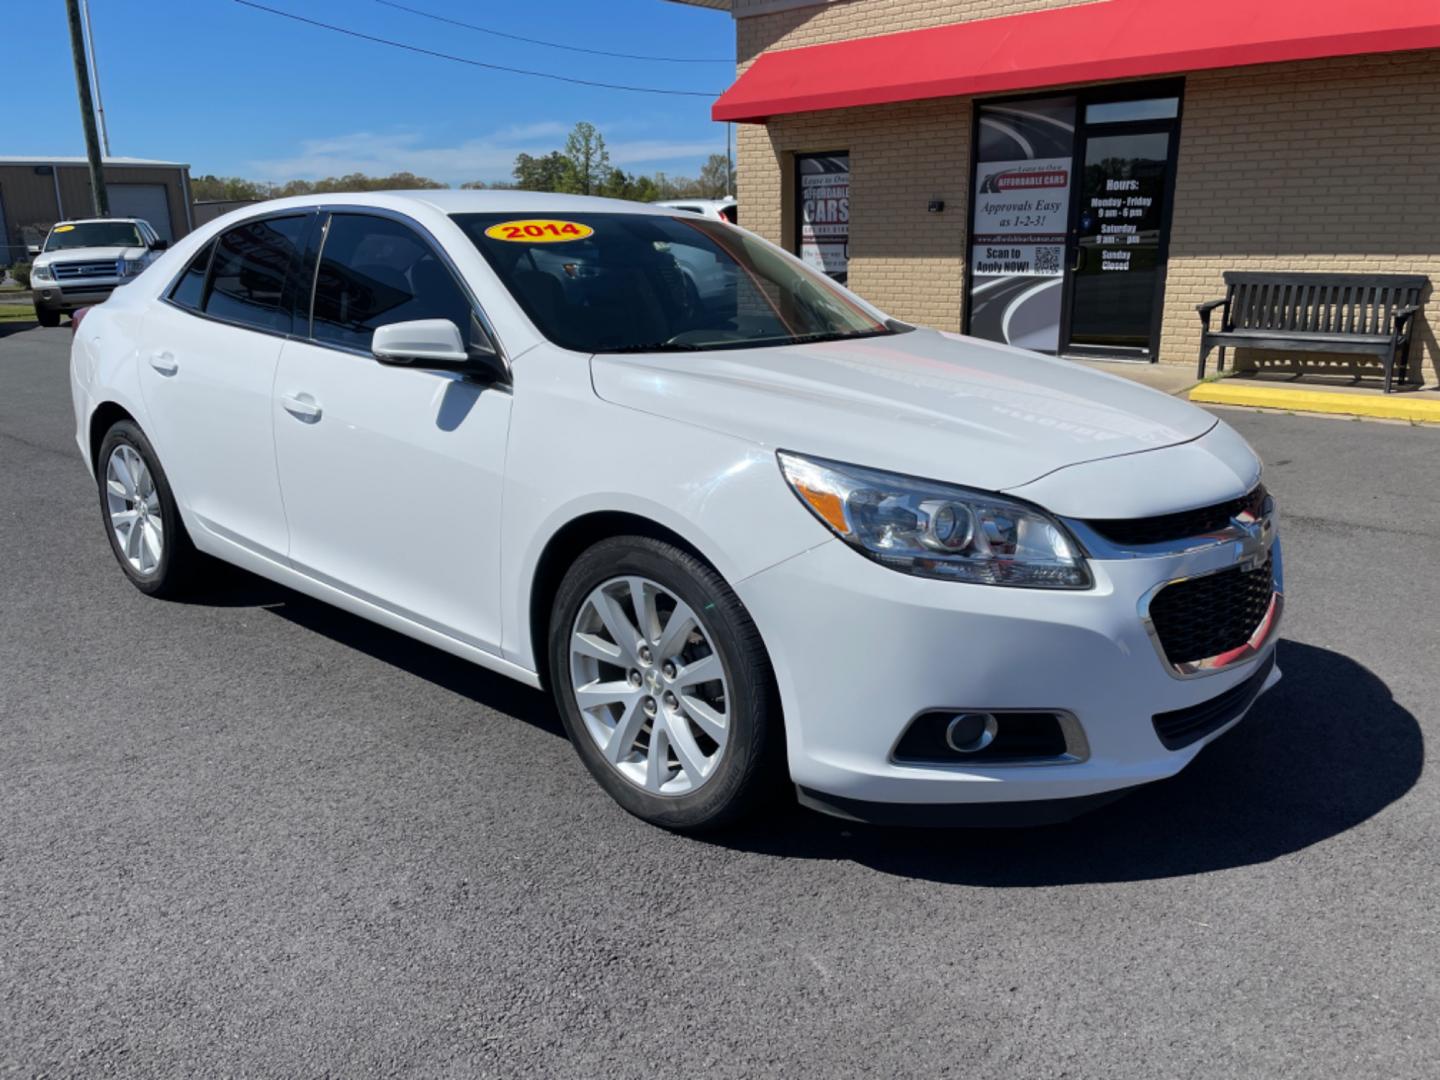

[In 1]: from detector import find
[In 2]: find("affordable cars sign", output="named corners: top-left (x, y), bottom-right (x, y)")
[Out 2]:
top-left (797, 153), bottom-right (849, 284)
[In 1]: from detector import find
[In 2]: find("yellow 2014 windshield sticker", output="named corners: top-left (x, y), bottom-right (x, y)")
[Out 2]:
top-left (484, 219), bottom-right (593, 243)
top-left (54, 224), bottom-right (76, 232)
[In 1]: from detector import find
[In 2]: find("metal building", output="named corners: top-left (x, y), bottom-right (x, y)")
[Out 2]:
top-left (0, 156), bottom-right (193, 265)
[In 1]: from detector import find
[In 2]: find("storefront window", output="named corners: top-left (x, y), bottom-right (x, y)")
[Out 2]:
top-left (966, 82), bottom-right (1183, 360)
top-left (795, 152), bottom-right (849, 284)
top-left (1085, 97), bottom-right (1179, 124)
top-left (966, 96), bottom-right (1076, 352)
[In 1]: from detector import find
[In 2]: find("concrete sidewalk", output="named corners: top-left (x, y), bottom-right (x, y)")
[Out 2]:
top-left (1066, 356), bottom-right (1440, 423)
top-left (1068, 357), bottom-right (1199, 395)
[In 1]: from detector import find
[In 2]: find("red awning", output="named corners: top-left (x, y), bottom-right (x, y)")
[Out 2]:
top-left (713, 0), bottom-right (1440, 122)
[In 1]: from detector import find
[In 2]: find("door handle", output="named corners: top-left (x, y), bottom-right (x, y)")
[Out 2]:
top-left (148, 350), bottom-right (179, 376)
top-left (281, 392), bottom-right (323, 422)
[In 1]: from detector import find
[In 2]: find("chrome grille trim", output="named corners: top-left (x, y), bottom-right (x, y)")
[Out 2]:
top-left (52, 260), bottom-right (120, 280)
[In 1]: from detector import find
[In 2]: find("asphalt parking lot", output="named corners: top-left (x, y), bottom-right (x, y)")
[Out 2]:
top-left (2, 322), bottom-right (1437, 1078)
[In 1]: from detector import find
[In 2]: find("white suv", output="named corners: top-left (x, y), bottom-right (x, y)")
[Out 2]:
top-left (30, 217), bottom-right (168, 326)
top-left (653, 198), bottom-right (737, 223)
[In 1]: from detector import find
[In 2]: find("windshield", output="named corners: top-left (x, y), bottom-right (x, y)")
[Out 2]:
top-left (44, 221), bottom-right (144, 251)
top-left (454, 212), bottom-right (891, 353)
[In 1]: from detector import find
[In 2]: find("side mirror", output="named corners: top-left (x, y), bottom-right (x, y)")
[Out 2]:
top-left (372, 318), bottom-right (509, 384)
top-left (151, 239), bottom-right (169, 251)
top-left (27, 244), bottom-right (41, 257)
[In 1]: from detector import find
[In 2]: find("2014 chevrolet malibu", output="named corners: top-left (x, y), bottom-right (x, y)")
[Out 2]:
top-left (70, 192), bottom-right (1282, 830)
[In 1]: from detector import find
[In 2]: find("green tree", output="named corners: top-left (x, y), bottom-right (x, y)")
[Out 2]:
top-left (512, 151), bottom-right (574, 193)
top-left (628, 174), bottom-right (660, 203)
top-left (310, 171), bottom-right (445, 193)
top-left (601, 168), bottom-right (656, 201)
top-left (563, 121), bottom-right (611, 196)
top-left (191, 174), bottom-right (267, 201)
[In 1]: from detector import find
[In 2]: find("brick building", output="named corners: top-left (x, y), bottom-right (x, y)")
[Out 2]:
top-left (668, 0), bottom-right (1440, 378)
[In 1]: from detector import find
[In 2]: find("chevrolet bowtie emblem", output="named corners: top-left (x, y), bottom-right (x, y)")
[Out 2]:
top-left (1232, 513), bottom-right (1272, 572)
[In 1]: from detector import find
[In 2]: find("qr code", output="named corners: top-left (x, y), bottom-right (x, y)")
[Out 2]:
top-left (1033, 246), bottom-right (1062, 275)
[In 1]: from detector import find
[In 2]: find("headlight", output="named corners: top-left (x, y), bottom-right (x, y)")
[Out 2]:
top-left (32, 264), bottom-right (54, 282)
top-left (777, 451), bottom-right (1091, 589)
top-left (118, 258), bottom-right (145, 277)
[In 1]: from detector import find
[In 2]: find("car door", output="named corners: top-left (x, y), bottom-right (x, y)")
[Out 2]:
top-left (272, 210), bottom-right (512, 653)
top-left (138, 213), bottom-right (310, 560)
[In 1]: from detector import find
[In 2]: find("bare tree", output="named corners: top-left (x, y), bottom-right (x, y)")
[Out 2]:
top-left (698, 153), bottom-right (735, 198)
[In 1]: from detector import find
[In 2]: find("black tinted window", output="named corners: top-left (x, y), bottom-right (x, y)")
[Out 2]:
top-left (169, 240), bottom-right (214, 311)
top-left (311, 214), bottom-right (472, 351)
top-left (203, 216), bottom-right (307, 332)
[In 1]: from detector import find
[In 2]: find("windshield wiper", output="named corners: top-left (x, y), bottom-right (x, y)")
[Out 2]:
top-left (788, 327), bottom-right (898, 346)
top-left (602, 341), bottom-right (704, 353)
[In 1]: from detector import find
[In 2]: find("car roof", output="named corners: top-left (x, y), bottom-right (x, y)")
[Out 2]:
top-left (655, 198), bottom-right (736, 209)
top-left (217, 190), bottom-right (684, 218)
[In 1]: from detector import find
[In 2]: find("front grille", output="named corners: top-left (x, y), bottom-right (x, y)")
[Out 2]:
top-left (53, 260), bottom-right (118, 280)
top-left (1087, 485), bottom-right (1267, 547)
top-left (1148, 555), bottom-right (1275, 666)
top-left (1152, 651), bottom-right (1275, 750)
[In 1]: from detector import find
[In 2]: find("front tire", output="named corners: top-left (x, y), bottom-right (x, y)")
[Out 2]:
top-left (549, 536), bottom-right (781, 832)
top-left (36, 306), bottom-right (61, 328)
top-left (95, 420), bottom-right (203, 598)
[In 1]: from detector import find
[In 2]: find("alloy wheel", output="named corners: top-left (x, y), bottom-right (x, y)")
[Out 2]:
top-left (569, 575), bottom-right (730, 796)
top-left (105, 444), bottom-right (164, 576)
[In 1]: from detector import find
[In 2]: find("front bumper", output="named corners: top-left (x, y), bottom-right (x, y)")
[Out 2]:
top-left (32, 279), bottom-right (120, 313)
top-left (736, 534), bottom-right (1283, 821)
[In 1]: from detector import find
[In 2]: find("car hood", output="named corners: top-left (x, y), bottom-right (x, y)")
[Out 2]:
top-left (34, 246), bottom-right (145, 267)
top-left (590, 328), bottom-right (1218, 492)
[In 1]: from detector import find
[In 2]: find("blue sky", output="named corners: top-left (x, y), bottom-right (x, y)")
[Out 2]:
top-left (11, 0), bottom-right (734, 185)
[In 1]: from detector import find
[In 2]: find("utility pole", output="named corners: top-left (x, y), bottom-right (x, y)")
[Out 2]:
top-left (65, 0), bottom-right (109, 216)
top-left (726, 123), bottom-right (733, 198)
top-left (80, 0), bottom-right (111, 157)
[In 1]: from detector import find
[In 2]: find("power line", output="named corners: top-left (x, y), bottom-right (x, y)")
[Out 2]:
top-left (232, 1), bottom-right (722, 98)
top-left (374, 0), bottom-right (733, 64)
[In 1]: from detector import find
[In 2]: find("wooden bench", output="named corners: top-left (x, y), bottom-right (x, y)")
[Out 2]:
top-left (1196, 272), bottom-right (1428, 393)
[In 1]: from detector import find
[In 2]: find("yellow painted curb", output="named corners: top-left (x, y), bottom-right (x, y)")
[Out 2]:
top-left (1189, 381), bottom-right (1440, 423)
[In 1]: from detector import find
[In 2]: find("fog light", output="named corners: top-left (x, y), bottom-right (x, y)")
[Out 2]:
top-left (944, 712), bottom-right (999, 753)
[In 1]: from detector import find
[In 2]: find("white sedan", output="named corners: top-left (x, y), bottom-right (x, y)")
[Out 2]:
top-left (69, 191), bottom-right (1282, 831)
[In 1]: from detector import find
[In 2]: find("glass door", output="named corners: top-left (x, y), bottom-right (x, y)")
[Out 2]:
top-left (1061, 95), bottom-right (1181, 358)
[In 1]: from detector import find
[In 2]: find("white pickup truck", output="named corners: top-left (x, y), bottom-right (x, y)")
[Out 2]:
top-left (29, 217), bottom-right (169, 326)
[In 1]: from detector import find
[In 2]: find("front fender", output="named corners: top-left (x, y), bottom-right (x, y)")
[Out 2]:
top-left (498, 353), bottom-right (826, 670)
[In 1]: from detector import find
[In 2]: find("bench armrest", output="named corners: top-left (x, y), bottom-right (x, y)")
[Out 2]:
top-left (1394, 304), bottom-right (1422, 339)
top-left (1196, 297), bottom-right (1227, 332)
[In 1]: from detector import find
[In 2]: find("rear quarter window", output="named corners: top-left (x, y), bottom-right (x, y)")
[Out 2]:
top-left (168, 240), bottom-right (215, 311)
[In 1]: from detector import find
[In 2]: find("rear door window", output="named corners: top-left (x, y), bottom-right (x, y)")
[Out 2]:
top-left (309, 213), bottom-right (473, 352)
top-left (202, 215), bottom-right (308, 333)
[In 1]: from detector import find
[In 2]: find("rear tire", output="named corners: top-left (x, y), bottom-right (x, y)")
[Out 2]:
top-left (549, 535), bottom-right (782, 832)
top-left (96, 420), bottom-right (203, 598)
